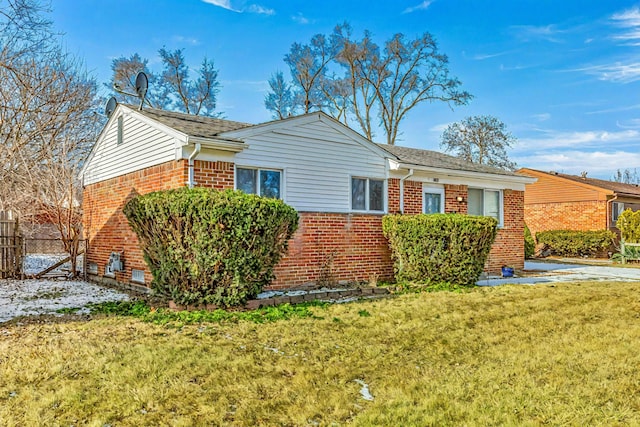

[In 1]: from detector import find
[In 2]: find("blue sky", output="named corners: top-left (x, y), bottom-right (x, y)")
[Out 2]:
top-left (51, 0), bottom-right (640, 179)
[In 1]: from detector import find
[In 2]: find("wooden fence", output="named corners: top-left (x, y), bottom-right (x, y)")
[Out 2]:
top-left (0, 211), bottom-right (23, 278)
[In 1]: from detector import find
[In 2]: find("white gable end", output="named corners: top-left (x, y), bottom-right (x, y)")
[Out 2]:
top-left (82, 106), bottom-right (183, 186)
top-left (229, 116), bottom-right (389, 213)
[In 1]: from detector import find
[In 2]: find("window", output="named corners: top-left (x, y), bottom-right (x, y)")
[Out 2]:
top-left (117, 115), bottom-right (123, 145)
top-left (236, 167), bottom-right (281, 199)
top-left (468, 188), bottom-right (502, 225)
top-left (423, 187), bottom-right (444, 214)
top-left (351, 177), bottom-right (384, 212)
top-left (612, 202), bottom-right (625, 224)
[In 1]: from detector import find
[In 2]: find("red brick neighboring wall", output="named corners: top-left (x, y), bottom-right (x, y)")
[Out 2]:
top-left (83, 161), bottom-right (188, 285)
top-left (445, 184), bottom-right (468, 214)
top-left (524, 200), bottom-right (608, 239)
top-left (403, 180), bottom-right (423, 214)
top-left (485, 190), bottom-right (525, 273)
top-left (271, 213), bottom-right (393, 289)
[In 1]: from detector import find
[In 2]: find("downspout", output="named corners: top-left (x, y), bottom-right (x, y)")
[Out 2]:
top-left (399, 168), bottom-right (414, 214)
top-left (187, 142), bottom-right (202, 188)
top-left (606, 194), bottom-right (619, 230)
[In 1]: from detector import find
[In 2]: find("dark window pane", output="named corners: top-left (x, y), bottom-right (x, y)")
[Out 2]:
top-left (352, 178), bottom-right (366, 210)
top-left (467, 188), bottom-right (483, 216)
top-left (260, 170), bottom-right (281, 198)
top-left (237, 168), bottom-right (256, 194)
top-left (369, 179), bottom-right (384, 211)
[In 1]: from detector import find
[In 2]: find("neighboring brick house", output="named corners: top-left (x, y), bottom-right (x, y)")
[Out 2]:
top-left (81, 103), bottom-right (535, 290)
top-left (517, 168), bottom-right (640, 238)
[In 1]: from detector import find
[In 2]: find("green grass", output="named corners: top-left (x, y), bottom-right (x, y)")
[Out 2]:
top-left (3, 281), bottom-right (640, 425)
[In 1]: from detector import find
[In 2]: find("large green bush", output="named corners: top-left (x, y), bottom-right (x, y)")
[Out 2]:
top-left (536, 229), bottom-right (615, 257)
top-left (524, 224), bottom-right (535, 259)
top-left (617, 209), bottom-right (640, 243)
top-left (123, 187), bottom-right (299, 307)
top-left (382, 214), bottom-right (497, 287)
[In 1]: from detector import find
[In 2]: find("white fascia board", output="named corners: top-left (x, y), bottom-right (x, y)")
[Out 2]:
top-left (390, 162), bottom-right (537, 186)
top-left (187, 136), bottom-right (246, 153)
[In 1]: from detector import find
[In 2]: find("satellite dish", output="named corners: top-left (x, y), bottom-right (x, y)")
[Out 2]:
top-left (105, 97), bottom-right (117, 118)
top-left (135, 72), bottom-right (148, 110)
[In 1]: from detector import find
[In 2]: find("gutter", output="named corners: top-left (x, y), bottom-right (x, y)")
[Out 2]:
top-left (187, 142), bottom-right (202, 188)
top-left (399, 168), bottom-right (414, 213)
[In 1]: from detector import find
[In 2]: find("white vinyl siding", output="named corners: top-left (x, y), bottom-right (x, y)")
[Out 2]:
top-left (83, 112), bottom-right (177, 185)
top-left (232, 121), bottom-right (387, 213)
top-left (468, 188), bottom-right (503, 226)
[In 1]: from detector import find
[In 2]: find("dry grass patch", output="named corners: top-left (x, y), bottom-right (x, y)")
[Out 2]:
top-left (2, 282), bottom-right (640, 425)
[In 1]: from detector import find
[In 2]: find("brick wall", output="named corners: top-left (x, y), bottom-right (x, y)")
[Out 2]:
top-left (271, 213), bottom-right (393, 289)
top-left (403, 180), bottom-right (423, 214)
top-left (83, 161), bottom-right (188, 285)
top-left (445, 184), bottom-right (468, 214)
top-left (485, 190), bottom-right (525, 273)
top-left (524, 200), bottom-right (608, 238)
top-left (193, 160), bottom-right (234, 189)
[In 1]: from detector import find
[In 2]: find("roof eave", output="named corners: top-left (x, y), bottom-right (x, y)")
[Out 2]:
top-left (392, 161), bottom-right (537, 184)
top-left (188, 136), bottom-right (246, 153)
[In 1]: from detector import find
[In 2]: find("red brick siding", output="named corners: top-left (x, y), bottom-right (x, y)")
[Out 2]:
top-left (83, 161), bottom-right (188, 285)
top-left (524, 200), bottom-right (608, 239)
top-left (445, 184), bottom-right (468, 214)
top-left (388, 178), bottom-right (400, 213)
top-left (194, 160), bottom-right (234, 189)
top-left (485, 190), bottom-right (525, 273)
top-left (403, 180), bottom-right (423, 214)
top-left (271, 213), bottom-right (393, 289)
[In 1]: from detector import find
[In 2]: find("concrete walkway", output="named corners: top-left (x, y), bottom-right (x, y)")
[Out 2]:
top-left (477, 260), bottom-right (640, 286)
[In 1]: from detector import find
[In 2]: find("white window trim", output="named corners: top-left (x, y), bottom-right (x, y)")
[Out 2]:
top-left (350, 176), bottom-right (387, 213)
top-left (423, 185), bottom-right (445, 214)
top-left (234, 165), bottom-right (284, 200)
top-left (469, 188), bottom-right (504, 227)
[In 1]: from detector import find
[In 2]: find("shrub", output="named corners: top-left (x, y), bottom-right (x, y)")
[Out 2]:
top-left (382, 214), bottom-right (497, 287)
top-left (535, 230), bottom-right (615, 257)
top-left (123, 187), bottom-right (299, 307)
top-left (524, 224), bottom-right (535, 259)
top-left (617, 209), bottom-right (640, 243)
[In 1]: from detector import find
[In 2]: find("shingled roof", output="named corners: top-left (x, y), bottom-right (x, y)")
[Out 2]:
top-left (522, 169), bottom-right (640, 196)
top-left (131, 105), bottom-right (252, 138)
top-left (377, 143), bottom-right (518, 177)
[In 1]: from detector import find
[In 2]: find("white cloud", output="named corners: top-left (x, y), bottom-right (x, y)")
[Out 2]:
top-left (573, 61), bottom-right (640, 83)
top-left (516, 129), bottom-right (640, 151)
top-left (510, 24), bottom-right (564, 43)
top-left (248, 4), bottom-right (275, 15)
top-left (292, 13), bottom-right (309, 24)
top-left (172, 35), bottom-right (200, 46)
top-left (403, 1), bottom-right (433, 14)
top-left (515, 150), bottom-right (640, 178)
top-left (531, 113), bottom-right (551, 122)
top-left (202, 0), bottom-right (274, 15)
top-left (429, 122), bottom-right (450, 133)
top-left (472, 50), bottom-right (514, 60)
top-left (202, 0), bottom-right (239, 12)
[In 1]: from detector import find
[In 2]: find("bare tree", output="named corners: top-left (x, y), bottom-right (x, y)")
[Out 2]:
top-left (267, 24), bottom-right (472, 145)
top-left (440, 115), bottom-right (517, 170)
top-left (264, 71), bottom-right (295, 119)
top-left (0, 0), bottom-right (99, 276)
top-left (612, 168), bottom-right (640, 184)
top-left (108, 48), bottom-right (221, 117)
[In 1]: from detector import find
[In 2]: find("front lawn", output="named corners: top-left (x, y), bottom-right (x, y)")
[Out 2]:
top-left (1, 282), bottom-right (640, 426)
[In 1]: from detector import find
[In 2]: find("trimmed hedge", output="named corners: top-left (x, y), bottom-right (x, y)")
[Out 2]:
top-left (382, 214), bottom-right (497, 287)
top-left (535, 229), bottom-right (615, 257)
top-left (617, 209), bottom-right (640, 243)
top-left (123, 187), bottom-right (299, 307)
top-left (524, 224), bottom-right (535, 259)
